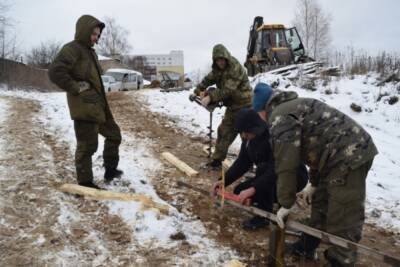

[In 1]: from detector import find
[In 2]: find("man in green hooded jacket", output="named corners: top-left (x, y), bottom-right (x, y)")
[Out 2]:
top-left (49, 15), bottom-right (123, 188)
top-left (254, 86), bottom-right (378, 266)
top-left (194, 44), bottom-right (253, 168)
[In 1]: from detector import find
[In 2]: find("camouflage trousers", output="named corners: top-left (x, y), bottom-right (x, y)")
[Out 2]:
top-left (212, 108), bottom-right (240, 161)
top-left (301, 160), bottom-right (373, 265)
top-left (74, 117), bottom-right (122, 183)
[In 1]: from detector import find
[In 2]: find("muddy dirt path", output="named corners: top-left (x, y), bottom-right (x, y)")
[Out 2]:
top-left (0, 95), bottom-right (144, 266)
top-left (0, 91), bottom-right (398, 267)
top-left (108, 91), bottom-right (400, 267)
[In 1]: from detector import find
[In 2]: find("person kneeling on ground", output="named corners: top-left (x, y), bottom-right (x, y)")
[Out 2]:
top-left (213, 108), bottom-right (308, 230)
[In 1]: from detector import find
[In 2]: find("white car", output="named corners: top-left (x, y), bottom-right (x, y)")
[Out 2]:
top-left (101, 75), bottom-right (120, 92)
top-left (105, 68), bottom-right (144, 91)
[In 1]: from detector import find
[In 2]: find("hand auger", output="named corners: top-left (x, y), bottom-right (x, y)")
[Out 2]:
top-left (189, 93), bottom-right (223, 158)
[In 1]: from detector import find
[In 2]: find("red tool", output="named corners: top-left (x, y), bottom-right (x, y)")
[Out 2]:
top-left (216, 189), bottom-right (252, 206)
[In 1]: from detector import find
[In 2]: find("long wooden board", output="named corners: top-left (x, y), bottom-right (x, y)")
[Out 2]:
top-left (161, 152), bottom-right (199, 177)
top-left (59, 183), bottom-right (169, 215)
top-left (178, 181), bottom-right (400, 266)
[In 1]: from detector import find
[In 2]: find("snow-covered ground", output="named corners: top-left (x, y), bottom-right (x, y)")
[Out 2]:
top-left (138, 90), bottom-right (242, 153)
top-left (140, 72), bottom-right (400, 233)
top-left (0, 97), bottom-right (9, 175)
top-left (0, 88), bottom-right (239, 265)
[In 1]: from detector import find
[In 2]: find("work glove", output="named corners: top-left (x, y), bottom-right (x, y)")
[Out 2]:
top-left (296, 182), bottom-right (316, 206)
top-left (276, 206), bottom-right (291, 229)
top-left (201, 95), bottom-right (211, 107)
top-left (199, 91), bottom-right (207, 98)
top-left (78, 81), bottom-right (91, 93)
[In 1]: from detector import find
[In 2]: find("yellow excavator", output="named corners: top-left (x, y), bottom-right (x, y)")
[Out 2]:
top-left (244, 16), bottom-right (313, 76)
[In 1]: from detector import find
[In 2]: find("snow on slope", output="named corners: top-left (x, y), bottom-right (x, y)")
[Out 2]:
top-left (253, 73), bottom-right (400, 232)
top-left (140, 72), bottom-right (400, 233)
top-left (0, 96), bottom-right (9, 175)
top-left (138, 90), bottom-right (242, 154)
top-left (0, 89), bottom-right (239, 265)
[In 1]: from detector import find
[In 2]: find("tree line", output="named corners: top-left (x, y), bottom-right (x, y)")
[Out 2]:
top-left (1, 0), bottom-right (398, 77)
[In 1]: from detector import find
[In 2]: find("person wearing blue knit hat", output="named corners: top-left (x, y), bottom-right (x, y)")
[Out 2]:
top-left (252, 82), bottom-right (273, 122)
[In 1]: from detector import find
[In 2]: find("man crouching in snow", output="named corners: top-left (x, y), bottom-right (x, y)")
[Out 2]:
top-left (212, 106), bottom-right (308, 230)
top-left (254, 83), bottom-right (378, 266)
top-left (49, 15), bottom-right (123, 189)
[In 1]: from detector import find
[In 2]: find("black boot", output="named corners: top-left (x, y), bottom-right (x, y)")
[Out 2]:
top-left (78, 181), bottom-right (101, 189)
top-left (289, 234), bottom-right (320, 260)
top-left (242, 216), bottom-right (270, 230)
top-left (323, 250), bottom-right (355, 267)
top-left (206, 159), bottom-right (222, 170)
top-left (104, 168), bottom-right (123, 182)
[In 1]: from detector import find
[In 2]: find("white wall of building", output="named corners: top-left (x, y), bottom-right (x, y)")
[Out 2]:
top-left (139, 50), bottom-right (184, 67)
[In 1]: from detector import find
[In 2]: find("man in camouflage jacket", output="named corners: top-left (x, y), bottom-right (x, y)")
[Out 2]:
top-left (49, 15), bottom-right (123, 188)
top-left (194, 44), bottom-right (253, 168)
top-left (255, 87), bottom-right (377, 266)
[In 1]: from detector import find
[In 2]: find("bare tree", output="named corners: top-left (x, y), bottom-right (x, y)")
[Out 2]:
top-left (96, 16), bottom-right (132, 58)
top-left (292, 0), bottom-right (331, 60)
top-left (124, 55), bottom-right (147, 71)
top-left (26, 40), bottom-right (62, 68)
top-left (0, 0), bottom-right (11, 59)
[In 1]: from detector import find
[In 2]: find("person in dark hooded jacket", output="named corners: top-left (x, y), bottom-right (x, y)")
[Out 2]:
top-left (213, 107), bottom-right (308, 230)
top-left (194, 44), bottom-right (253, 168)
top-left (49, 15), bottom-right (123, 188)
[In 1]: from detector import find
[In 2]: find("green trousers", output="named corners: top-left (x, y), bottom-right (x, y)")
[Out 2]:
top-left (212, 108), bottom-right (238, 161)
top-left (74, 117), bottom-right (121, 183)
top-left (303, 160), bottom-right (373, 265)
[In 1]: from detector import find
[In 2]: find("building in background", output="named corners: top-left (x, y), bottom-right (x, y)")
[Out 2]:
top-left (98, 55), bottom-right (126, 71)
top-left (125, 50), bottom-right (184, 85)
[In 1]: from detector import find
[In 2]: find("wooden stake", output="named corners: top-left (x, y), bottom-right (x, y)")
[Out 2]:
top-left (59, 183), bottom-right (169, 215)
top-left (220, 165), bottom-right (225, 208)
top-left (161, 152), bottom-right (199, 177)
top-left (268, 224), bottom-right (286, 267)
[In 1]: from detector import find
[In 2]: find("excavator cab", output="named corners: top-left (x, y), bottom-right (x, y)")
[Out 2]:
top-left (285, 27), bottom-right (305, 61)
top-left (245, 16), bottom-right (309, 76)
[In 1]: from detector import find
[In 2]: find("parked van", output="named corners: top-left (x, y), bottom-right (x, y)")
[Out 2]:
top-left (104, 68), bottom-right (144, 91)
top-left (101, 75), bottom-right (120, 92)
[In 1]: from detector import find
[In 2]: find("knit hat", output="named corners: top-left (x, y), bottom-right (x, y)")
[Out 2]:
top-left (234, 108), bottom-right (267, 135)
top-left (252, 82), bottom-right (273, 112)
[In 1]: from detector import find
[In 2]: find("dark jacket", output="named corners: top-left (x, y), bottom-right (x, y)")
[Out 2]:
top-left (49, 15), bottom-right (110, 123)
top-left (225, 128), bottom-right (308, 194)
top-left (225, 128), bottom-right (273, 189)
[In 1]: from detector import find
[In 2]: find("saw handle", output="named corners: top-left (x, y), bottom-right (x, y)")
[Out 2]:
top-left (216, 189), bottom-right (252, 206)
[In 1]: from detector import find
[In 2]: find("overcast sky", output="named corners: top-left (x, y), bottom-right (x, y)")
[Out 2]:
top-left (8, 0), bottom-right (400, 72)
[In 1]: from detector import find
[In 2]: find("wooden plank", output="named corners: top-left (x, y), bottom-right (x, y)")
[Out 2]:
top-left (178, 181), bottom-right (400, 266)
top-left (59, 183), bottom-right (169, 215)
top-left (224, 198), bottom-right (400, 266)
top-left (223, 260), bottom-right (247, 267)
top-left (161, 152), bottom-right (199, 177)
